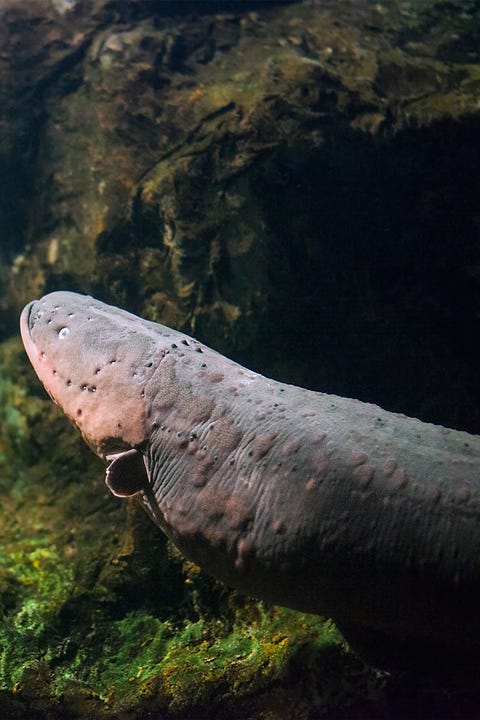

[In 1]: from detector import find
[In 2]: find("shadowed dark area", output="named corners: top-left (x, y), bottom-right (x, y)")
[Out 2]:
top-left (246, 118), bottom-right (480, 434)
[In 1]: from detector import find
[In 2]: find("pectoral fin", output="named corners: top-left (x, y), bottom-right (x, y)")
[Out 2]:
top-left (105, 448), bottom-right (148, 497)
top-left (105, 448), bottom-right (165, 529)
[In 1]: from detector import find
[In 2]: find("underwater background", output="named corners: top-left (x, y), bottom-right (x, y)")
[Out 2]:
top-left (1, 0), bottom-right (480, 717)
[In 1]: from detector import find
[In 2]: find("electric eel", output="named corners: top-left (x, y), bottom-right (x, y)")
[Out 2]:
top-left (20, 291), bottom-right (480, 673)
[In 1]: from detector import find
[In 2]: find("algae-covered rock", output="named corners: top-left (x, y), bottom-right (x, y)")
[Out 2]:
top-left (2, 0), bottom-right (480, 717)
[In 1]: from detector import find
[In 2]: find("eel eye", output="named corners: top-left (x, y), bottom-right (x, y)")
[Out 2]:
top-left (58, 327), bottom-right (70, 339)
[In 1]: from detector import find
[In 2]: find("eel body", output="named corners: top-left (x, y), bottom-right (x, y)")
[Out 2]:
top-left (20, 292), bottom-right (480, 671)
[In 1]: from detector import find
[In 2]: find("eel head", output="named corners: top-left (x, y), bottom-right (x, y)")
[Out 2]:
top-left (20, 291), bottom-right (156, 464)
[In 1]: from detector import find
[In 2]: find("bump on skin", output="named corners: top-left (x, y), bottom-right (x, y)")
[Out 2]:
top-left (252, 432), bottom-right (278, 460)
top-left (353, 464), bottom-right (375, 489)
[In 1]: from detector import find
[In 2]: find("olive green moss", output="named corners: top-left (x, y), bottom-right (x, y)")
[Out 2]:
top-left (0, 337), bottom-right (384, 719)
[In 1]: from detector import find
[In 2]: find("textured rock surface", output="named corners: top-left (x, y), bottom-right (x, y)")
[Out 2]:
top-left (2, 0), bottom-right (480, 717)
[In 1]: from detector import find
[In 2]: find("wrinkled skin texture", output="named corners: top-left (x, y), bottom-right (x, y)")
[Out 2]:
top-left (20, 292), bottom-right (480, 673)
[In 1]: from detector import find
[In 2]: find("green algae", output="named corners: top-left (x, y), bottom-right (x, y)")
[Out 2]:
top-left (81, 606), bottom-right (342, 713)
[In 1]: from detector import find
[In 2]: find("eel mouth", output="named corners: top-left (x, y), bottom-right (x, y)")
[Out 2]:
top-left (20, 300), bottom-right (46, 368)
top-left (19, 300), bottom-right (37, 355)
top-left (20, 300), bottom-right (37, 335)
top-left (27, 301), bottom-right (36, 332)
